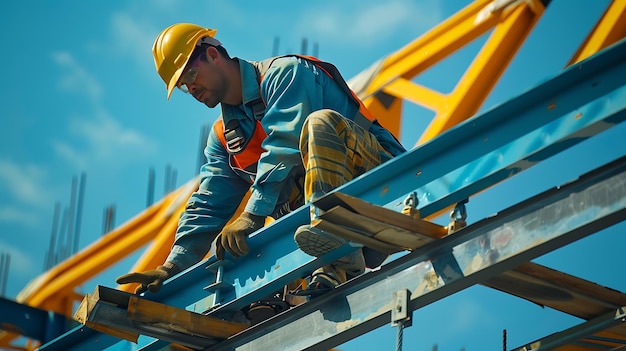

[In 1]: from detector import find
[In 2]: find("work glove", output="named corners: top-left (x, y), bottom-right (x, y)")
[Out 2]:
top-left (116, 262), bottom-right (181, 294)
top-left (215, 212), bottom-right (265, 260)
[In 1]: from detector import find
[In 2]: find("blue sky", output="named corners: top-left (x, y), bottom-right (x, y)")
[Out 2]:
top-left (1, 0), bottom-right (625, 350)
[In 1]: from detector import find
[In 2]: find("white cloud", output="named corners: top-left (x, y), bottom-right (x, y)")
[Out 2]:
top-left (0, 207), bottom-right (39, 226)
top-left (0, 160), bottom-right (53, 208)
top-left (51, 51), bottom-right (103, 103)
top-left (297, 0), bottom-right (443, 47)
top-left (49, 49), bottom-right (157, 170)
top-left (105, 0), bottom-right (444, 60)
top-left (0, 240), bottom-right (38, 278)
top-left (76, 110), bottom-right (156, 157)
top-left (110, 12), bottom-right (157, 65)
top-left (51, 140), bottom-right (88, 170)
top-left (52, 109), bottom-right (157, 169)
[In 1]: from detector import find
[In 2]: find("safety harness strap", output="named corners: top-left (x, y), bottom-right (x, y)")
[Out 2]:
top-left (252, 55), bottom-right (377, 132)
top-left (220, 55), bottom-right (379, 159)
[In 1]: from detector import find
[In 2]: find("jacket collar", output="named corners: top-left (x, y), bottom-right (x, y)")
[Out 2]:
top-left (220, 58), bottom-right (263, 121)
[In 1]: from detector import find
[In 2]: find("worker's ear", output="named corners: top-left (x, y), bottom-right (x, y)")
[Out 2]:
top-left (205, 46), bottom-right (219, 62)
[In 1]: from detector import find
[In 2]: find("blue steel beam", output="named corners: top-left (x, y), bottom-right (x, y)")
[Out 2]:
top-left (210, 149), bottom-right (626, 351)
top-left (38, 39), bottom-right (626, 351)
top-left (0, 297), bottom-right (69, 344)
top-left (349, 38), bottom-right (626, 216)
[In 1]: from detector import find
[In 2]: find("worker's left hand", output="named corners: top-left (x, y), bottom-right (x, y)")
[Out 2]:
top-left (215, 212), bottom-right (265, 260)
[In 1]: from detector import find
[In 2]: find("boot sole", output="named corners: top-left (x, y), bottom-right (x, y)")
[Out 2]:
top-left (294, 225), bottom-right (346, 257)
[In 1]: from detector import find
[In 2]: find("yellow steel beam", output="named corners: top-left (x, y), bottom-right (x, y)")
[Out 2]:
top-left (371, 0), bottom-right (501, 84)
top-left (17, 178), bottom-right (198, 315)
top-left (567, 0), bottom-right (626, 66)
top-left (358, 0), bottom-right (501, 138)
top-left (420, 0), bottom-right (545, 144)
top-left (358, 0), bottom-right (546, 145)
top-left (382, 77), bottom-right (446, 112)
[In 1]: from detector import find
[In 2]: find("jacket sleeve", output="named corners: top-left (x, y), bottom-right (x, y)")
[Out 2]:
top-left (166, 125), bottom-right (251, 270)
top-left (244, 57), bottom-right (323, 216)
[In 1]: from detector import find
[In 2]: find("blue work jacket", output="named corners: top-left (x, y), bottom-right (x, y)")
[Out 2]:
top-left (167, 56), bottom-right (405, 270)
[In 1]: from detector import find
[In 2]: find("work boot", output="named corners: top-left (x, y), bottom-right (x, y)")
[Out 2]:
top-left (244, 298), bottom-right (291, 325)
top-left (294, 264), bottom-right (346, 297)
top-left (294, 224), bottom-right (346, 257)
top-left (335, 248), bottom-right (366, 277)
top-left (294, 224), bottom-right (365, 276)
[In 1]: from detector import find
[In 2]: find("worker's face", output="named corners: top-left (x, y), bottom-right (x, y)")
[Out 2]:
top-left (181, 47), bottom-right (226, 108)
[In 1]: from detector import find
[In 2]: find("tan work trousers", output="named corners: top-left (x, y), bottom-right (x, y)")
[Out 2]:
top-left (299, 109), bottom-right (393, 204)
top-left (299, 109), bottom-right (394, 281)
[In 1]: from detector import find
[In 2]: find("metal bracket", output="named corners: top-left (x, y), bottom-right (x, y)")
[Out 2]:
top-left (401, 192), bottom-right (420, 219)
top-left (391, 289), bottom-right (412, 327)
top-left (448, 199), bottom-right (469, 234)
top-left (203, 263), bottom-right (235, 310)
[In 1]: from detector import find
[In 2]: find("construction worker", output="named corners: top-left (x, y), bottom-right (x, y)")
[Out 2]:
top-left (116, 23), bottom-right (405, 301)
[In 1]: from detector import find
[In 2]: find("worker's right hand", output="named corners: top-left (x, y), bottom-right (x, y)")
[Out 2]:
top-left (215, 211), bottom-right (265, 260)
top-left (116, 263), bottom-right (180, 294)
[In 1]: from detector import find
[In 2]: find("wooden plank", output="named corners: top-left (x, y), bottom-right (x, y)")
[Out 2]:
top-left (128, 296), bottom-right (248, 340)
top-left (486, 262), bottom-right (626, 333)
top-left (73, 286), bottom-right (139, 342)
top-left (319, 206), bottom-right (437, 250)
top-left (74, 285), bottom-right (249, 348)
top-left (316, 193), bottom-right (448, 239)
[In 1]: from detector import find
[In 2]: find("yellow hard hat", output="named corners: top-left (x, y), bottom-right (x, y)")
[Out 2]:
top-left (152, 23), bottom-right (221, 99)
